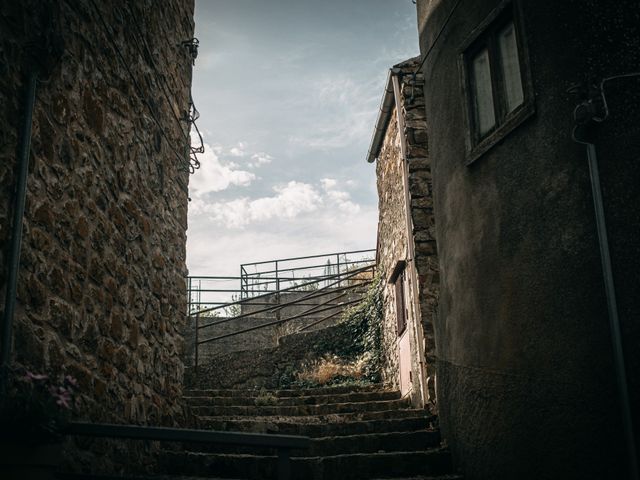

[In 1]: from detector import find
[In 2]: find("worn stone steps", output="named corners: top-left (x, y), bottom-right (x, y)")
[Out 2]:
top-left (184, 383), bottom-right (385, 398)
top-left (161, 448), bottom-right (453, 480)
top-left (58, 476), bottom-right (239, 480)
top-left (190, 398), bottom-right (410, 417)
top-left (184, 389), bottom-right (401, 407)
top-left (177, 381), bottom-right (459, 479)
top-left (370, 477), bottom-right (463, 480)
top-left (59, 474), bottom-right (462, 480)
top-left (198, 413), bottom-right (434, 437)
top-left (184, 430), bottom-right (441, 456)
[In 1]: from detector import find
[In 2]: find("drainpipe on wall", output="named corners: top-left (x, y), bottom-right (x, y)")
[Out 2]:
top-left (573, 87), bottom-right (639, 480)
top-left (0, 71), bottom-right (38, 397)
top-left (392, 72), bottom-right (429, 408)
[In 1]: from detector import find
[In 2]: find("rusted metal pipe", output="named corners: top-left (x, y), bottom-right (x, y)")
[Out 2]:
top-left (1, 71), bottom-right (38, 396)
top-left (585, 142), bottom-right (638, 480)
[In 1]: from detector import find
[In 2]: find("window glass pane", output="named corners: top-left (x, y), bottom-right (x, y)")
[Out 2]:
top-left (471, 48), bottom-right (496, 137)
top-left (498, 22), bottom-right (524, 112)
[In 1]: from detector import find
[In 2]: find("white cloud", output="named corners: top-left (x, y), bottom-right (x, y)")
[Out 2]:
top-left (320, 178), bottom-right (361, 215)
top-left (187, 203), bottom-right (377, 277)
top-left (229, 141), bottom-right (247, 157)
top-left (320, 178), bottom-right (338, 190)
top-left (196, 181), bottom-right (322, 228)
top-left (189, 142), bottom-right (255, 198)
top-left (250, 153), bottom-right (273, 168)
top-left (191, 179), bottom-right (363, 229)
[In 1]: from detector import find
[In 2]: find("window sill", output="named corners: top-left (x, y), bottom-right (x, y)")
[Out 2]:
top-left (465, 99), bottom-right (535, 166)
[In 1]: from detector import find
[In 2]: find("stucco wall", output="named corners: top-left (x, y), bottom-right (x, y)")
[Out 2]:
top-left (0, 0), bottom-right (194, 427)
top-left (418, 0), bottom-right (639, 478)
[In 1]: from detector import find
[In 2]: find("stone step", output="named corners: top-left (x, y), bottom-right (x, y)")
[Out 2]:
top-left (184, 383), bottom-right (386, 398)
top-left (58, 475), bottom-right (239, 480)
top-left (184, 390), bottom-right (401, 407)
top-left (370, 477), bottom-right (463, 480)
top-left (198, 411), bottom-right (435, 437)
top-left (161, 448), bottom-right (453, 480)
top-left (185, 430), bottom-right (441, 456)
top-left (190, 398), bottom-right (410, 417)
top-left (58, 473), bottom-right (462, 480)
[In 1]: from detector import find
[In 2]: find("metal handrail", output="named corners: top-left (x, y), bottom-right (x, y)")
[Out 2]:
top-left (188, 252), bottom-right (376, 374)
top-left (240, 260), bottom-right (373, 278)
top-left (193, 263), bottom-right (373, 317)
top-left (240, 248), bottom-right (375, 267)
top-left (198, 296), bottom-right (366, 345)
top-left (187, 250), bottom-right (375, 313)
top-left (65, 422), bottom-right (309, 480)
top-left (197, 268), bottom-right (372, 330)
top-left (239, 249), bottom-right (375, 299)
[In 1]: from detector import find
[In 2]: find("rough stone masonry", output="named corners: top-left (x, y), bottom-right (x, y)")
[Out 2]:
top-left (375, 57), bottom-right (438, 405)
top-left (0, 0), bottom-right (195, 426)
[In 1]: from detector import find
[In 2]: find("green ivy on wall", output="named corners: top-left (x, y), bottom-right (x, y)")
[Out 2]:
top-left (278, 274), bottom-right (383, 388)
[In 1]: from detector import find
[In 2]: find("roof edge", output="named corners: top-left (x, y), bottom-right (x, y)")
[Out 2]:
top-left (365, 68), bottom-right (398, 163)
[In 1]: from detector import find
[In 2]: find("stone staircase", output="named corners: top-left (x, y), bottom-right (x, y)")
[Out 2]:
top-left (158, 383), bottom-right (461, 480)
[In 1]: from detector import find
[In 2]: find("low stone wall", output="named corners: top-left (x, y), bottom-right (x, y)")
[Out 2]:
top-left (184, 289), bottom-right (363, 365)
top-left (185, 314), bottom-right (374, 390)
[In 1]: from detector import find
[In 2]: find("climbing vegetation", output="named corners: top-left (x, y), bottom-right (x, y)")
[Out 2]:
top-left (279, 274), bottom-right (383, 388)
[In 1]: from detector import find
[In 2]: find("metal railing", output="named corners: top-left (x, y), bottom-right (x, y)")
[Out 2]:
top-left (188, 252), bottom-right (376, 373)
top-left (239, 248), bottom-right (376, 299)
top-left (64, 422), bottom-right (309, 480)
top-left (187, 249), bottom-right (375, 315)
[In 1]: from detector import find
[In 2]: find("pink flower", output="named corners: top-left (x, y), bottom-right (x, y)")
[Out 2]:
top-left (64, 375), bottom-right (78, 388)
top-left (25, 371), bottom-right (49, 381)
top-left (53, 389), bottom-right (73, 410)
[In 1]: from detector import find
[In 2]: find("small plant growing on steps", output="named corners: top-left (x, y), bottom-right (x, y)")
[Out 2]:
top-left (279, 274), bottom-right (383, 388)
top-left (253, 387), bottom-right (278, 406)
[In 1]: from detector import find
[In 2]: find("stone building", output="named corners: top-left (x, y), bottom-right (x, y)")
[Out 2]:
top-left (371, 0), bottom-right (640, 479)
top-left (367, 57), bottom-right (438, 408)
top-left (0, 0), bottom-right (195, 428)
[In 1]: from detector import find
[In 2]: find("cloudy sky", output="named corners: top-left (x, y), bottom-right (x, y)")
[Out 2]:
top-left (187, 0), bottom-right (419, 276)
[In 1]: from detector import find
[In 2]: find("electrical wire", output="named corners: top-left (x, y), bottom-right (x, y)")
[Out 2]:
top-left (408, 0), bottom-right (464, 103)
top-left (120, 2), bottom-right (204, 173)
top-left (121, 3), bottom-right (191, 138)
top-left (415, 0), bottom-right (464, 75)
top-left (86, 0), bottom-right (196, 176)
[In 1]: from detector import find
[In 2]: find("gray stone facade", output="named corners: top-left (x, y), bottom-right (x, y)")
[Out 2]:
top-left (0, 0), bottom-right (194, 426)
top-left (370, 58), bottom-right (438, 407)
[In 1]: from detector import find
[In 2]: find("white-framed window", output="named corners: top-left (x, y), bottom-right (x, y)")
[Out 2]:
top-left (460, 1), bottom-right (534, 164)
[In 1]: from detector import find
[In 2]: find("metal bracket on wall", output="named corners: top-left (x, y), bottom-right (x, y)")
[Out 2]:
top-left (181, 37), bottom-right (200, 65)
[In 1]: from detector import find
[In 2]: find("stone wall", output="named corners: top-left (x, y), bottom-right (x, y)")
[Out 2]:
top-left (374, 58), bottom-right (438, 404)
top-left (184, 289), bottom-right (363, 364)
top-left (0, 0), bottom-right (194, 428)
top-left (375, 102), bottom-right (406, 392)
top-left (397, 61), bottom-right (438, 400)
top-left (185, 316), bottom-right (373, 391)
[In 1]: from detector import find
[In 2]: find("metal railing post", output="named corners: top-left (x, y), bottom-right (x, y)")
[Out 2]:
top-left (194, 311), bottom-right (200, 376)
top-left (277, 448), bottom-right (291, 480)
top-left (240, 266), bottom-right (246, 300)
top-left (336, 254), bottom-right (341, 288)
top-left (275, 261), bottom-right (281, 321)
top-left (187, 277), bottom-right (192, 315)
